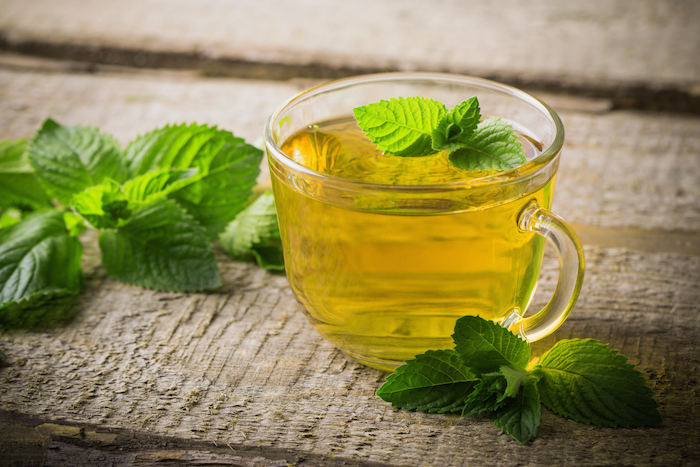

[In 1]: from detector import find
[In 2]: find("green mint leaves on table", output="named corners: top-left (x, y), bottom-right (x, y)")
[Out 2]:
top-left (124, 123), bottom-right (264, 238)
top-left (219, 192), bottom-right (285, 271)
top-left (0, 118), bottom-right (284, 329)
top-left (0, 209), bottom-right (84, 329)
top-left (353, 96), bottom-right (526, 170)
top-left (377, 316), bottom-right (662, 444)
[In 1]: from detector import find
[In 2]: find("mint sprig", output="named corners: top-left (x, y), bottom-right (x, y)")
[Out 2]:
top-left (0, 119), bottom-right (283, 328)
top-left (377, 316), bottom-right (662, 444)
top-left (431, 97), bottom-right (480, 151)
top-left (354, 96), bottom-right (526, 171)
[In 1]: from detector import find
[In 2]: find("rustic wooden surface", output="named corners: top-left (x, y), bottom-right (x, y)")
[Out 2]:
top-left (0, 1), bottom-right (699, 463)
top-left (1, 0), bottom-right (699, 88)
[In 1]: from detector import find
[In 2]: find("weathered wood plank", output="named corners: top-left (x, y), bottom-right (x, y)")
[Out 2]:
top-left (556, 111), bottom-right (700, 231)
top-left (0, 241), bottom-right (698, 466)
top-left (0, 67), bottom-right (298, 145)
top-left (0, 411), bottom-right (384, 466)
top-left (0, 0), bottom-right (698, 88)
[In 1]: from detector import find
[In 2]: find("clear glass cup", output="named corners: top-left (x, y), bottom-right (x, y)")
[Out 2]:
top-left (264, 72), bottom-right (584, 371)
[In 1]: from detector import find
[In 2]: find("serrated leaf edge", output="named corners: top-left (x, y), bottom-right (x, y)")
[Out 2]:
top-left (535, 339), bottom-right (662, 428)
top-left (100, 199), bottom-right (221, 292)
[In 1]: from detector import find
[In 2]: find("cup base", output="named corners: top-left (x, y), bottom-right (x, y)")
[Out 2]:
top-left (341, 350), bottom-right (406, 373)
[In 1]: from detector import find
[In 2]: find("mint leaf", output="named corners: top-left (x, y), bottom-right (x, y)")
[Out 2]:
top-left (492, 376), bottom-right (541, 444)
top-left (462, 372), bottom-right (510, 416)
top-left (170, 146), bottom-right (260, 238)
top-left (63, 212), bottom-right (88, 236)
top-left (352, 96), bottom-right (529, 170)
top-left (0, 208), bottom-right (22, 230)
top-left (98, 199), bottom-right (221, 292)
top-left (448, 117), bottom-right (526, 171)
top-left (453, 316), bottom-right (530, 376)
top-left (219, 192), bottom-right (284, 270)
top-left (377, 349), bottom-right (477, 413)
top-left (432, 97), bottom-right (481, 151)
top-left (71, 169), bottom-right (200, 230)
top-left (353, 97), bottom-right (446, 157)
top-left (0, 140), bottom-right (29, 172)
top-left (0, 290), bottom-right (80, 330)
top-left (500, 365), bottom-right (530, 398)
top-left (0, 210), bottom-right (83, 326)
top-left (122, 167), bottom-right (198, 205)
top-left (124, 123), bottom-right (263, 237)
top-left (0, 139), bottom-right (53, 210)
top-left (29, 119), bottom-right (127, 205)
top-left (462, 365), bottom-right (529, 417)
top-left (71, 179), bottom-right (131, 230)
top-left (124, 123), bottom-right (221, 177)
top-left (534, 339), bottom-right (662, 427)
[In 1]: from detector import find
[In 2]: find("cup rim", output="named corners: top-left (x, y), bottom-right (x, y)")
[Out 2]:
top-left (263, 72), bottom-right (564, 193)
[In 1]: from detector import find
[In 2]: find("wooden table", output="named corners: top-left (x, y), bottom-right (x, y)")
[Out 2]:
top-left (0, 1), bottom-right (699, 465)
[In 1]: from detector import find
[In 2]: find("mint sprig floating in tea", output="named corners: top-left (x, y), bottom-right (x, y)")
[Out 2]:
top-left (377, 316), bottom-right (662, 444)
top-left (352, 97), bottom-right (446, 158)
top-left (0, 118), bottom-right (283, 329)
top-left (353, 96), bottom-right (526, 170)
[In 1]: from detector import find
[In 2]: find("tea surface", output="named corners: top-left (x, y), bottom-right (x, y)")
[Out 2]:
top-left (281, 115), bottom-right (542, 185)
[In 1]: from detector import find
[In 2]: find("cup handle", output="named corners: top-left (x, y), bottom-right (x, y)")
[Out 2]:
top-left (507, 200), bottom-right (585, 341)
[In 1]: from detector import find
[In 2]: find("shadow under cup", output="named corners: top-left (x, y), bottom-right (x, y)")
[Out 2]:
top-left (264, 73), bottom-right (584, 371)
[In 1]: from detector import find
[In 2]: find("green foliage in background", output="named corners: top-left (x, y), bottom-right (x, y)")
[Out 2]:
top-left (0, 119), bottom-right (283, 330)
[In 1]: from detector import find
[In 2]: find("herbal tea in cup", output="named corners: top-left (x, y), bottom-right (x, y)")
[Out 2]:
top-left (264, 73), bottom-right (584, 371)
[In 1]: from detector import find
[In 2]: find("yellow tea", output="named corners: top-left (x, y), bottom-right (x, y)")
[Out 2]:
top-left (273, 115), bottom-right (554, 369)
